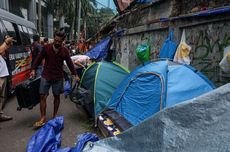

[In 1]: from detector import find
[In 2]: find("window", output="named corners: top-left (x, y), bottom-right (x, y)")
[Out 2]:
top-left (18, 25), bottom-right (31, 45)
top-left (27, 27), bottom-right (37, 42)
top-left (0, 21), bottom-right (6, 43)
top-left (2, 20), bottom-right (20, 45)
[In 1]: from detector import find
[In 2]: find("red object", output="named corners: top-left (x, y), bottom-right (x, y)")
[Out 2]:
top-left (12, 69), bottom-right (31, 88)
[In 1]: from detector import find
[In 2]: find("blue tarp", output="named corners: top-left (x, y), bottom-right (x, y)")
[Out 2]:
top-left (71, 133), bottom-right (99, 152)
top-left (158, 7), bottom-right (230, 22)
top-left (107, 60), bottom-right (215, 126)
top-left (135, 0), bottom-right (153, 3)
top-left (27, 116), bottom-right (99, 152)
top-left (177, 7), bottom-right (230, 19)
top-left (27, 116), bottom-right (64, 152)
top-left (86, 37), bottom-right (111, 61)
top-left (111, 29), bottom-right (125, 38)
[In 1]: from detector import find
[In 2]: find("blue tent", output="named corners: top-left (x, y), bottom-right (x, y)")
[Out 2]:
top-left (84, 83), bottom-right (230, 152)
top-left (107, 60), bottom-right (215, 126)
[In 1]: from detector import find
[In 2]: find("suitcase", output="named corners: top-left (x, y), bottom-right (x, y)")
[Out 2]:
top-left (15, 77), bottom-right (41, 110)
top-left (97, 109), bottom-right (133, 137)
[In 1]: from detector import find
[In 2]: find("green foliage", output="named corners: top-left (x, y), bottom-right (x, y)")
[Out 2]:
top-left (98, 8), bottom-right (115, 26)
top-left (44, 0), bottom-right (56, 14)
top-left (81, 0), bottom-right (97, 16)
top-left (44, 0), bottom-right (116, 39)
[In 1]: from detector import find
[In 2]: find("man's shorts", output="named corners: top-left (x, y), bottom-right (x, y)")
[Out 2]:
top-left (0, 77), bottom-right (7, 103)
top-left (39, 77), bottom-right (63, 96)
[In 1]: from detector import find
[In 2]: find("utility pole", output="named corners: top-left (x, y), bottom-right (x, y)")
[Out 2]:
top-left (38, 0), bottom-right (42, 35)
top-left (76, 0), bottom-right (81, 41)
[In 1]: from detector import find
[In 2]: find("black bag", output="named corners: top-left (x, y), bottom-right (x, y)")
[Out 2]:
top-left (70, 82), bottom-right (94, 117)
top-left (15, 77), bottom-right (41, 110)
top-left (69, 81), bottom-right (79, 104)
top-left (70, 82), bottom-right (92, 104)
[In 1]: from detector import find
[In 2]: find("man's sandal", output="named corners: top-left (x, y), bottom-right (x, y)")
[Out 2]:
top-left (33, 119), bottom-right (46, 129)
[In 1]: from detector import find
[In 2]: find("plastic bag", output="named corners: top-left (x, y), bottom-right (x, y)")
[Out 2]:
top-left (173, 29), bottom-right (191, 64)
top-left (223, 45), bottom-right (230, 56)
top-left (135, 43), bottom-right (150, 63)
top-left (159, 30), bottom-right (178, 60)
top-left (64, 80), bottom-right (71, 96)
top-left (219, 46), bottom-right (230, 73)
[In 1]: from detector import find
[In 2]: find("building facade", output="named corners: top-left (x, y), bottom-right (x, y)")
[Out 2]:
top-left (0, 0), bottom-right (53, 38)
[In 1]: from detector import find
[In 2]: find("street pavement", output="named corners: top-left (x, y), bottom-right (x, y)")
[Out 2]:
top-left (0, 93), bottom-right (101, 152)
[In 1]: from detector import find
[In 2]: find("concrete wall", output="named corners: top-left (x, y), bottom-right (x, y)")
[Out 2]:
top-left (112, 1), bottom-right (230, 86)
top-left (186, 20), bottom-right (230, 86)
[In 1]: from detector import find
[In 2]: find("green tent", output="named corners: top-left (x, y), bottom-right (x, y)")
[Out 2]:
top-left (79, 61), bottom-right (129, 117)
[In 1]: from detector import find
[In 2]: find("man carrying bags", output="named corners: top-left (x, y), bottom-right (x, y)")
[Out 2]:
top-left (31, 30), bottom-right (80, 128)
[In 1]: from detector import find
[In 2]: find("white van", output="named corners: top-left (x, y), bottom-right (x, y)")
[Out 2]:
top-left (0, 8), bottom-right (37, 94)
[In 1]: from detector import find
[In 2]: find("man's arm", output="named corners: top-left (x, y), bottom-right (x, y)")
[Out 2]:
top-left (0, 36), bottom-right (13, 54)
top-left (74, 60), bottom-right (85, 69)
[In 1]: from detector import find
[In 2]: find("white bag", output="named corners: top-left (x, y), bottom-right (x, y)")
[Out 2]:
top-left (223, 45), bottom-right (230, 56)
top-left (173, 29), bottom-right (191, 65)
top-left (219, 46), bottom-right (230, 73)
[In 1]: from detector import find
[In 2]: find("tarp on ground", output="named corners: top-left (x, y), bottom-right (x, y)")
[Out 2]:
top-left (27, 116), bottom-right (99, 152)
top-left (107, 60), bottom-right (215, 126)
top-left (83, 83), bottom-right (230, 152)
top-left (27, 116), bottom-right (64, 152)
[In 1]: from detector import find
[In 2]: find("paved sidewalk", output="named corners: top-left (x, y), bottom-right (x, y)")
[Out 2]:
top-left (0, 94), bottom-right (100, 152)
